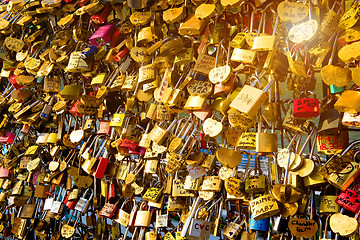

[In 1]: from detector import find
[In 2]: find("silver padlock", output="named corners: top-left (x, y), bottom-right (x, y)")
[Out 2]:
top-left (74, 188), bottom-right (93, 213)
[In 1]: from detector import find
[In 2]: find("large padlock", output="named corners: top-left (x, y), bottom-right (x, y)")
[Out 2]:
top-left (188, 206), bottom-right (213, 239)
top-left (134, 202), bottom-right (152, 227)
top-left (250, 194), bottom-right (280, 220)
top-left (230, 78), bottom-right (274, 119)
top-left (319, 140), bottom-right (360, 190)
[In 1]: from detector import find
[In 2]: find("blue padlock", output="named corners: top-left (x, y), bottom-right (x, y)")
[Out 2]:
top-left (330, 84), bottom-right (345, 94)
top-left (80, 45), bottom-right (97, 59)
top-left (249, 214), bottom-right (269, 232)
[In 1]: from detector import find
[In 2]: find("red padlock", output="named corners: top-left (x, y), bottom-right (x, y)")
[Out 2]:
top-left (93, 156), bottom-right (109, 179)
top-left (69, 101), bottom-right (84, 117)
top-left (110, 28), bottom-right (123, 48)
top-left (63, 193), bottom-right (78, 210)
top-left (108, 181), bottom-right (115, 201)
top-left (99, 201), bottom-right (119, 218)
top-left (9, 75), bottom-right (22, 90)
top-left (293, 91), bottom-right (319, 118)
top-left (90, 3), bottom-right (112, 25)
top-left (128, 146), bottom-right (146, 155)
top-left (120, 138), bottom-right (139, 152)
top-left (114, 47), bottom-right (129, 62)
top-left (0, 132), bottom-right (15, 144)
top-left (78, 0), bottom-right (90, 6)
top-left (336, 188), bottom-right (360, 213)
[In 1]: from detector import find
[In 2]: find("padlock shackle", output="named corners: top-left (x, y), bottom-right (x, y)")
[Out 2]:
top-left (181, 118), bottom-right (196, 140)
top-left (328, 31), bottom-right (340, 65)
top-left (207, 196), bottom-right (223, 212)
top-left (166, 116), bottom-right (178, 132)
top-left (297, 122), bottom-right (317, 156)
top-left (181, 196), bottom-right (201, 237)
top-left (95, 138), bottom-right (107, 158)
top-left (341, 139), bottom-right (360, 156)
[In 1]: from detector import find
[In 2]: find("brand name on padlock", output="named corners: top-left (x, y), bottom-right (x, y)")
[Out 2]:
top-left (194, 223), bottom-right (211, 231)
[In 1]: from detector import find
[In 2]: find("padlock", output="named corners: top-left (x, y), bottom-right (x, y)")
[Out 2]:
top-left (148, 118), bottom-right (177, 145)
top-left (318, 108), bottom-right (342, 134)
top-left (99, 200), bottom-right (119, 218)
top-left (320, 185), bottom-right (340, 214)
top-left (256, 114), bottom-right (278, 153)
top-left (178, 14), bottom-right (208, 36)
top-left (193, 43), bottom-right (216, 76)
top-left (293, 91), bottom-right (320, 118)
top-left (336, 188), bottom-right (360, 213)
top-left (321, 32), bottom-right (352, 88)
top-left (249, 214), bottom-right (270, 232)
top-left (245, 166), bottom-right (267, 194)
top-left (209, 39), bottom-right (232, 85)
top-left (155, 208), bottom-right (169, 229)
top-left (188, 206), bottom-right (213, 239)
top-left (319, 140), bottom-right (360, 190)
top-left (329, 208), bottom-right (360, 237)
top-left (287, 1), bottom-right (318, 44)
top-left (201, 176), bottom-right (222, 192)
top-left (342, 112), bottom-right (360, 127)
top-left (90, 3), bottom-right (112, 24)
top-left (250, 194), bottom-right (280, 220)
top-left (63, 190), bottom-right (78, 210)
top-left (61, 210), bottom-right (83, 239)
top-left (74, 189), bottom-right (93, 213)
top-left (20, 197), bottom-right (38, 219)
top-left (172, 171), bottom-right (195, 197)
top-left (0, 132), bottom-right (15, 144)
top-left (115, 199), bottom-right (132, 227)
top-left (89, 24), bottom-right (116, 47)
top-left (134, 202), bottom-right (152, 227)
top-left (252, 6), bottom-right (278, 51)
top-left (223, 215), bottom-right (245, 239)
top-left (50, 188), bottom-right (65, 214)
top-left (230, 77), bottom-right (274, 119)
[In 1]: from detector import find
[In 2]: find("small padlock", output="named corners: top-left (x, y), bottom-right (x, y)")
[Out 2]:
top-left (320, 185), bottom-right (340, 214)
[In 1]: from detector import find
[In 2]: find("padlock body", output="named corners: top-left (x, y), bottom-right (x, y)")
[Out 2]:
top-left (230, 85), bottom-right (268, 119)
top-left (293, 98), bottom-right (319, 118)
top-left (93, 157), bottom-right (109, 179)
top-left (89, 24), bottom-right (116, 46)
top-left (256, 132), bottom-right (278, 153)
top-left (249, 215), bottom-right (270, 231)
